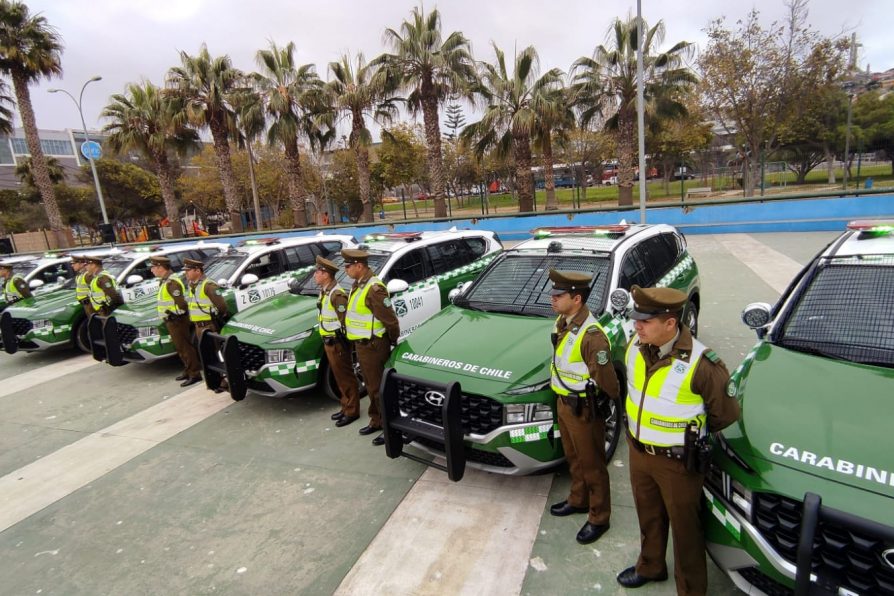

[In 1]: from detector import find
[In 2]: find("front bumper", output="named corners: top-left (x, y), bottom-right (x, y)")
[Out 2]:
top-left (1, 311), bottom-right (71, 353)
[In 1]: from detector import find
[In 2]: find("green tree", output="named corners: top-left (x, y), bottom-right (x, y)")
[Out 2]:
top-left (444, 101), bottom-right (465, 140)
top-left (462, 44), bottom-right (563, 212)
top-left (87, 159), bottom-right (163, 221)
top-left (573, 15), bottom-right (695, 205)
top-left (102, 81), bottom-right (200, 238)
top-left (854, 90), bottom-right (894, 174)
top-left (327, 52), bottom-right (399, 223)
top-left (533, 86), bottom-right (574, 210)
top-left (378, 123), bottom-right (427, 197)
top-left (229, 85), bottom-right (267, 230)
top-left (252, 41), bottom-right (326, 228)
top-left (167, 44), bottom-right (245, 232)
top-left (377, 5), bottom-right (476, 218)
top-left (648, 89), bottom-right (713, 186)
top-left (14, 154), bottom-right (64, 187)
top-left (0, 0), bottom-right (66, 243)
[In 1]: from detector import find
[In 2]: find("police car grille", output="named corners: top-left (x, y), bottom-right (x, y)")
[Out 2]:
top-left (11, 317), bottom-right (32, 335)
top-left (736, 567), bottom-right (792, 596)
top-left (753, 492), bottom-right (894, 595)
top-left (239, 342), bottom-right (267, 372)
top-left (117, 324), bottom-right (138, 346)
top-left (396, 379), bottom-right (503, 435)
top-left (413, 436), bottom-right (514, 468)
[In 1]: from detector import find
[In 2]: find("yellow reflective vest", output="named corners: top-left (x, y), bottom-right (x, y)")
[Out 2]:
top-left (89, 271), bottom-right (118, 310)
top-left (75, 271), bottom-right (91, 303)
top-left (550, 313), bottom-right (610, 396)
top-left (3, 274), bottom-right (26, 302)
top-left (318, 285), bottom-right (346, 337)
top-left (188, 279), bottom-right (215, 322)
top-left (156, 275), bottom-right (187, 318)
top-left (345, 276), bottom-right (387, 340)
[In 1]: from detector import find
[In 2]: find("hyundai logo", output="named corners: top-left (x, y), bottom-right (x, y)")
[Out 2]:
top-left (424, 391), bottom-right (446, 407)
top-left (883, 548), bottom-right (894, 570)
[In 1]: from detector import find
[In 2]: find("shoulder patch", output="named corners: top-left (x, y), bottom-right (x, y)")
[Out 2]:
top-left (337, 305), bottom-right (346, 312)
top-left (103, 282), bottom-right (112, 288)
top-left (596, 350), bottom-right (609, 365)
top-left (383, 297), bottom-right (391, 307)
top-left (172, 290), bottom-right (181, 297)
top-left (704, 350), bottom-right (720, 363)
top-left (726, 380), bottom-right (737, 397)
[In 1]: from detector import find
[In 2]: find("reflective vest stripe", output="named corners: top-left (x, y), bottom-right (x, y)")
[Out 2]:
top-left (550, 314), bottom-right (611, 396)
top-left (318, 286), bottom-right (345, 336)
top-left (4, 275), bottom-right (25, 301)
top-left (156, 276), bottom-right (186, 317)
top-left (89, 272), bottom-right (117, 310)
top-left (188, 279), bottom-right (215, 322)
top-left (625, 338), bottom-right (707, 446)
top-left (75, 272), bottom-right (90, 301)
top-left (345, 276), bottom-right (387, 340)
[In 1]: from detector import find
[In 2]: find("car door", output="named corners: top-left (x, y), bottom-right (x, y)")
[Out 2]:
top-left (382, 247), bottom-right (439, 339)
top-left (119, 257), bottom-right (159, 303)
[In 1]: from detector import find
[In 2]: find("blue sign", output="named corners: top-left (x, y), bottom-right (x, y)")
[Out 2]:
top-left (80, 140), bottom-right (102, 160)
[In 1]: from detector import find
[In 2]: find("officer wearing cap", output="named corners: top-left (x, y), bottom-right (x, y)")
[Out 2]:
top-left (151, 255), bottom-right (201, 386)
top-left (548, 270), bottom-right (619, 545)
top-left (342, 248), bottom-right (400, 446)
top-left (314, 255), bottom-right (361, 427)
top-left (617, 285), bottom-right (739, 595)
top-left (71, 256), bottom-right (94, 315)
top-left (184, 257), bottom-right (228, 340)
top-left (84, 255), bottom-right (122, 316)
top-left (0, 261), bottom-right (32, 304)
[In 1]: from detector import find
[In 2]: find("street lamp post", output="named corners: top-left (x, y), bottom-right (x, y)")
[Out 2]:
top-left (48, 76), bottom-right (108, 224)
top-left (842, 82), bottom-right (856, 192)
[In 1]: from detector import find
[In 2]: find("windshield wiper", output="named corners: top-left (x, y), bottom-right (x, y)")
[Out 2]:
top-left (780, 342), bottom-right (848, 361)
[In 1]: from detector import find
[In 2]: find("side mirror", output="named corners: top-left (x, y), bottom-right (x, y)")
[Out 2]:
top-left (609, 288), bottom-right (632, 316)
top-left (57, 275), bottom-right (66, 284)
top-left (288, 278), bottom-right (302, 295)
top-left (386, 279), bottom-right (409, 294)
top-left (126, 274), bottom-right (143, 286)
top-left (217, 278), bottom-right (229, 287)
top-left (29, 279), bottom-right (44, 289)
top-left (240, 273), bottom-right (259, 287)
top-left (449, 281), bottom-right (472, 304)
top-left (741, 302), bottom-right (772, 335)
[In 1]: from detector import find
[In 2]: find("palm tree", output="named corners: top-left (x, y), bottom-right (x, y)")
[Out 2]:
top-left (326, 52), bottom-right (399, 222)
top-left (461, 44), bottom-right (563, 212)
top-left (0, 0), bottom-right (66, 244)
top-left (14, 154), bottom-right (63, 187)
top-left (167, 44), bottom-right (245, 232)
top-left (533, 86), bottom-right (574, 211)
top-left (252, 41), bottom-right (326, 228)
top-left (378, 6), bottom-right (476, 218)
top-left (572, 16), bottom-right (696, 206)
top-left (101, 81), bottom-right (200, 239)
top-left (229, 85), bottom-right (266, 230)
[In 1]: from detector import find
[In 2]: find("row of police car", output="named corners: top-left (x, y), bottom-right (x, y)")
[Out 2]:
top-left (2, 220), bottom-right (892, 596)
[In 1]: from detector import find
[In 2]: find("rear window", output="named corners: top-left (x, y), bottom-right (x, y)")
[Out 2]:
top-left (778, 260), bottom-right (894, 368)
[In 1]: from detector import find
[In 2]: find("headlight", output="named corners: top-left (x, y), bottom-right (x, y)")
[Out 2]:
top-left (270, 330), bottom-right (314, 345)
top-left (266, 349), bottom-right (296, 364)
top-left (505, 404), bottom-right (526, 424)
top-left (730, 479), bottom-right (753, 518)
top-left (531, 404), bottom-right (553, 421)
top-left (137, 326), bottom-right (159, 339)
top-left (32, 319), bottom-right (52, 330)
top-left (503, 380), bottom-right (550, 396)
top-left (504, 403), bottom-right (555, 424)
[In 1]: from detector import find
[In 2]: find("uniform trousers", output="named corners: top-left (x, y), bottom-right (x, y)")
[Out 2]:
top-left (323, 339), bottom-right (360, 417)
top-left (556, 398), bottom-right (611, 525)
top-left (165, 315), bottom-right (200, 378)
top-left (353, 335), bottom-right (391, 428)
top-left (628, 436), bottom-right (707, 596)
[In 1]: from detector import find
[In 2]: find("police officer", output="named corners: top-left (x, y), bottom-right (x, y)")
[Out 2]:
top-left (548, 270), bottom-right (620, 545)
top-left (184, 257), bottom-right (228, 387)
top-left (150, 255), bottom-right (201, 385)
top-left (0, 261), bottom-right (32, 304)
top-left (342, 248), bottom-right (400, 446)
top-left (314, 255), bottom-right (361, 427)
top-left (617, 285), bottom-right (740, 596)
top-left (84, 255), bottom-right (122, 316)
top-left (72, 256), bottom-right (94, 315)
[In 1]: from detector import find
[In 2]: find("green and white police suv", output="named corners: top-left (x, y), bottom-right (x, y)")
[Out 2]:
top-left (0, 242), bottom-right (225, 354)
top-left (201, 228), bottom-right (502, 401)
top-left (94, 234), bottom-right (356, 366)
top-left (703, 220), bottom-right (894, 596)
top-left (380, 224), bottom-right (700, 481)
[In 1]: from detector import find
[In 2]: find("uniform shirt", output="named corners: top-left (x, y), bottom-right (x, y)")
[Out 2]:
top-left (352, 269), bottom-right (400, 343)
top-left (321, 281), bottom-right (349, 327)
top-left (637, 326), bottom-right (740, 433)
top-left (554, 306), bottom-right (620, 400)
top-left (162, 273), bottom-right (189, 314)
top-left (189, 276), bottom-right (228, 317)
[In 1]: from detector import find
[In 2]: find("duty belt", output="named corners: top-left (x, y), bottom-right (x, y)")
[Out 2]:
top-left (322, 336), bottom-right (340, 346)
top-left (629, 435), bottom-right (685, 460)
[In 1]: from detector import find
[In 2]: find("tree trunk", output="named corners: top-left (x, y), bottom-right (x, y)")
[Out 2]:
top-left (824, 145), bottom-right (836, 184)
top-left (616, 111), bottom-right (635, 206)
top-left (155, 153), bottom-right (183, 239)
top-left (420, 92), bottom-right (447, 218)
top-left (513, 133), bottom-right (535, 212)
top-left (208, 118), bottom-right (243, 233)
top-left (352, 110), bottom-right (373, 223)
top-left (11, 70), bottom-right (68, 247)
top-left (741, 153), bottom-right (757, 197)
top-left (542, 131), bottom-right (558, 211)
top-left (284, 139), bottom-right (308, 228)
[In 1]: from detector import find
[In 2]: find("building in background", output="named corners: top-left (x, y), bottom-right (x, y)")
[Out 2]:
top-left (0, 127), bottom-right (110, 190)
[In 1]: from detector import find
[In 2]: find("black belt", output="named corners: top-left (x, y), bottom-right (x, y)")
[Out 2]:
top-left (629, 435), bottom-right (685, 459)
top-left (195, 320), bottom-right (214, 327)
top-left (322, 336), bottom-right (340, 346)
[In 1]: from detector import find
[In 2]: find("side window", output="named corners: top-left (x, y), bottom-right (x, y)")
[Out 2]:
top-left (465, 237), bottom-right (487, 259)
top-left (245, 251), bottom-right (285, 279)
top-left (128, 259), bottom-right (153, 281)
top-left (38, 263), bottom-right (68, 284)
top-left (318, 241), bottom-right (344, 257)
top-left (386, 249), bottom-right (430, 284)
top-left (639, 235), bottom-right (676, 282)
top-left (167, 252), bottom-right (185, 270)
top-left (284, 246), bottom-right (316, 270)
top-left (618, 245), bottom-right (651, 289)
top-left (426, 240), bottom-right (472, 274)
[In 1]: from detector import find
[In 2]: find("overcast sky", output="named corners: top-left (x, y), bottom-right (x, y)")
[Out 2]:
top-left (17, 0), bottom-right (892, 139)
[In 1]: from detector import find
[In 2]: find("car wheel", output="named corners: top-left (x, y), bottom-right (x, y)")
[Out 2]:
top-left (322, 357), bottom-right (367, 402)
top-left (685, 299), bottom-right (699, 338)
top-left (73, 318), bottom-right (91, 353)
top-left (604, 395), bottom-right (622, 462)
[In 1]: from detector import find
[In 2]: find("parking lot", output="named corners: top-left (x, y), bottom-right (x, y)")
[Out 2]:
top-left (0, 231), bottom-right (838, 595)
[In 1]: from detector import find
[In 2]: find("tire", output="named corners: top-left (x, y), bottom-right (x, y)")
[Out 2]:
top-left (73, 318), bottom-right (91, 353)
top-left (685, 298), bottom-right (699, 338)
top-left (321, 356), bottom-right (367, 402)
top-left (605, 365), bottom-right (627, 462)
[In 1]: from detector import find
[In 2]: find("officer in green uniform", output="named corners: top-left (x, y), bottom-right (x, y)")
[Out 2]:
top-left (84, 255), bottom-right (122, 316)
top-left (150, 255), bottom-right (201, 384)
top-left (617, 285), bottom-right (740, 596)
top-left (314, 255), bottom-right (361, 427)
top-left (184, 258), bottom-right (228, 388)
top-left (71, 256), bottom-right (95, 315)
top-left (548, 270), bottom-right (620, 545)
top-left (342, 248), bottom-right (400, 446)
top-left (0, 261), bottom-right (32, 304)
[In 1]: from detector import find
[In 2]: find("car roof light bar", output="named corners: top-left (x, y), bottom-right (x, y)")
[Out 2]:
top-left (238, 237), bottom-right (281, 246)
top-left (531, 225), bottom-right (630, 239)
top-left (364, 232), bottom-right (422, 242)
top-left (847, 220), bottom-right (894, 234)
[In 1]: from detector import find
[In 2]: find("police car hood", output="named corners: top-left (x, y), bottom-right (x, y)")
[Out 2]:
top-left (391, 306), bottom-right (555, 394)
top-left (221, 292), bottom-right (318, 345)
top-left (4, 289), bottom-right (76, 318)
top-left (727, 343), bottom-right (894, 499)
top-left (109, 293), bottom-right (161, 326)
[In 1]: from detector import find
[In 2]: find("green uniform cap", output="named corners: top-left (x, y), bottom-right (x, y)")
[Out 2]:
top-left (340, 248), bottom-right (369, 265)
top-left (149, 255), bottom-right (171, 267)
top-left (84, 255), bottom-right (104, 265)
top-left (315, 255), bottom-right (339, 275)
top-left (629, 285), bottom-right (687, 320)
top-left (182, 258), bottom-right (204, 270)
top-left (548, 269), bottom-right (592, 296)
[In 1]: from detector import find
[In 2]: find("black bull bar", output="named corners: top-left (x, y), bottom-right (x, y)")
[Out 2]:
top-left (198, 331), bottom-right (247, 402)
top-left (0, 310), bottom-right (16, 353)
top-left (380, 367), bottom-right (466, 482)
top-left (87, 315), bottom-right (128, 366)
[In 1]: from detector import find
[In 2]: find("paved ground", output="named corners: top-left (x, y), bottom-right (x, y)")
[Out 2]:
top-left (0, 231), bottom-right (839, 595)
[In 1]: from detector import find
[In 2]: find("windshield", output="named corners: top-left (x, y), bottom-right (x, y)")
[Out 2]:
top-left (12, 263), bottom-right (37, 276)
top-left (459, 253), bottom-right (611, 317)
top-left (103, 257), bottom-right (135, 278)
top-left (289, 252), bottom-right (391, 296)
top-left (778, 258), bottom-right (894, 368)
top-left (204, 253), bottom-right (248, 285)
